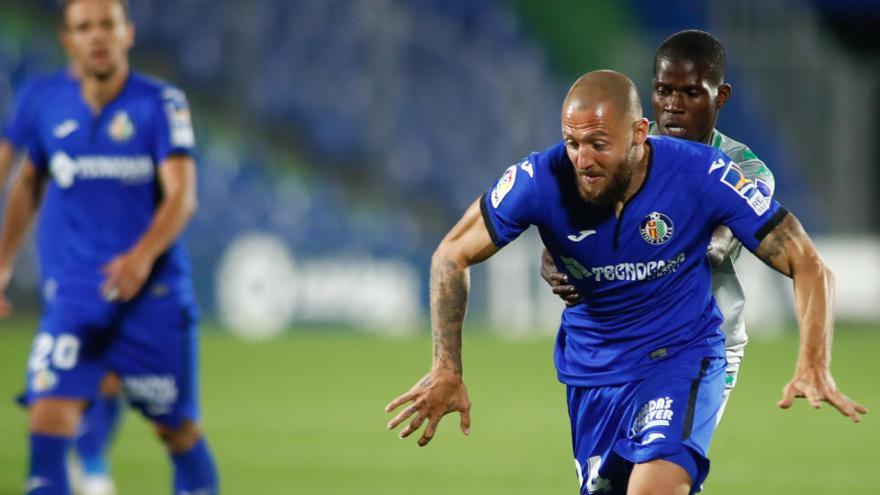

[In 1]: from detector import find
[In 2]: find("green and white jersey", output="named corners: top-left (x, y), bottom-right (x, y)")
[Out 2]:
top-left (649, 122), bottom-right (775, 360)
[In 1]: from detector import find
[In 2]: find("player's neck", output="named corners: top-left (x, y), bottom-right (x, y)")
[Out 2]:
top-left (81, 63), bottom-right (130, 114)
top-left (613, 142), bottom-right (650, 216)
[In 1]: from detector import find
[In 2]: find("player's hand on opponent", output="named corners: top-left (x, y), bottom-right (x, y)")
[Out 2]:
top-left (540, 248), bottom-right (581, 306)
top-left (101, 249), bottom-right (154, 302)
top-left (778, 363), bottom-right (869, 423)
top-left (385, 370), bottom-right (471, 447)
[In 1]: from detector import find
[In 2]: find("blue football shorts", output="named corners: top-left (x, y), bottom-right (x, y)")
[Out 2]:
top-left (23, 285), bottom-right (200, 429)
top-left (567, 354), bottom-right (726, 494)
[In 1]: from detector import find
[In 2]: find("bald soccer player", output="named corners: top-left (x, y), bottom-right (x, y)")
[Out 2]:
top-left (542, 30), bottom-right (777, 424)
top-left (385, 70), bottom-right (866, 495)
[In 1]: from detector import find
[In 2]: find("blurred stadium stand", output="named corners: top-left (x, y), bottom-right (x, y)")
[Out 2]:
top-left (1, 0), bottom-right (877, 337)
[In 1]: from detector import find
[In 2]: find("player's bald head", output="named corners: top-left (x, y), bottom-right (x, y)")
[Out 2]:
top-left (563, 70), bottom-right (643, 124)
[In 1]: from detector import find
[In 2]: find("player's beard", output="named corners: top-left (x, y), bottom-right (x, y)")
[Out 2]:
top-left (577, 150), bottom-right (635, 208)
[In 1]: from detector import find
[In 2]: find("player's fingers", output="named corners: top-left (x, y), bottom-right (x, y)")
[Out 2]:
top-left (0, 297), bottom-right (11, 318)
top-left (418, 416), bottom-right (441, 447)
top-left (853, 401), bottom-right (870, 414)
top-left (548, 273), bottom-right (568, 286)
top-left (460, 408), bottom-right (471, 436)
top-left (551, 285), bottom-right (576, 296)
top-left (385, 390), bottom-right (418, 413)
top-left (777, 383), bottom-right (797, 409)
top-left (387, 402), bottom-right (421, 430)
top-left (802, 384), bottom-right (823, 409)
top-left (826, 392), bottom-right (864, 423)
top-left (399, 412), bottom-right (427, 439)
top-left (563, 293), bottom-right (582, 303)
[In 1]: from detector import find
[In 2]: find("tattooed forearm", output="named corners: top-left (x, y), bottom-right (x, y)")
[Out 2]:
top-left (429, 258), bottom-right (469, 376)
top-left (754, 213), bottom-right (804, 276)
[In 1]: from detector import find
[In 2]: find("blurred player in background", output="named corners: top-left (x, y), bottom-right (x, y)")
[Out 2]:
top-left (386, 70), bottom-right (866, 494)
top-left (1, 62), bottom-right (124, 495)
top-left (0, 1), bottom-right (218, 493)
top-left (542, 30), bottom-right (773, 422)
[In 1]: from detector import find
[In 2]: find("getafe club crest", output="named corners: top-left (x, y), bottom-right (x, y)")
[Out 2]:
top-left (108, 110), bottom-right (134, 142)
top-left (640, 212), bottom-right (674, 245)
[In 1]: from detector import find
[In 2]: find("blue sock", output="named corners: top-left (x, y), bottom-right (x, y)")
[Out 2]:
top-left (75, 396), bottom-right (122, 476)
top-left (28, 433), bottom-right (72, 495)
top-left (171, 438), bottom-right (219, 495)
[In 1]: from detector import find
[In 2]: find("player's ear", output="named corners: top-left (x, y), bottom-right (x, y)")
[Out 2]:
top-left (632, 118), bottom-right (649, 145)
top-left (125, 21), bottom-right (136, 49)
top-left (716, 83), bottom-right (731, 110)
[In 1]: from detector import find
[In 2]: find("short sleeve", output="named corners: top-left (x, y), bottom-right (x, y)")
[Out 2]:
top-left (703, 150), bottom-right (787, 252)
top-left (479, 158), bottom-right (540, 248)
top-left (3, 80), bottom-right (40, 149)
top-left (153, 86), bottom-right (196, 163)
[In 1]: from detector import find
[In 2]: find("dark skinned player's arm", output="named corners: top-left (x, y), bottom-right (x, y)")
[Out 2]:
top-left (751, 211), bottom-right (868, 422)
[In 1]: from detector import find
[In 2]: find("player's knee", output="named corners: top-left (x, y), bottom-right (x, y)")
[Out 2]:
top-left (98, 372), bottom-right (123, 398)
top-left (628, 459), bottom-right (691, 495)
top-left (155, 420), bottom-right (203, 454)
top-left (29, 398), bottom-right (87, 436)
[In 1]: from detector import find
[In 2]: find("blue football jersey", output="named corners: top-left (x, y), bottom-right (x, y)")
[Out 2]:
top-left (27, 72), bottom-right (197, 301)
top-left (481, 136), bottom-right (786, 386)
top-left (3, 69), bottom-right (77, 149)
top-left (4, 69), bottom-right (79, 299)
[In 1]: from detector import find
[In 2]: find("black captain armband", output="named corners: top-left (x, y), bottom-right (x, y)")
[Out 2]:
top-left (754, 206), bottom-right (790, 243)
top-left (479, 192), bottom-right (500, 245)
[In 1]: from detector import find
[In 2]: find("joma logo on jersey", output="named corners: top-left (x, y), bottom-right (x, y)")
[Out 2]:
top-left (50, 152), bottom-right (154, 189)
top-left (640, 212), bottom-right (674, 245)
top-left (720, 162), bottom-right (773, 215)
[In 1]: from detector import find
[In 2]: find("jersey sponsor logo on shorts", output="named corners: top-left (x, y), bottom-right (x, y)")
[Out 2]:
top-left (53, 119), bottom-right (79, 139)
top-left (631, 396), bottom-right (675, 435)
top-left (108, 110), bottom-right (135, 142)
top-left (720, 161), bottom-right (773, 215)
top-left (490, 165), bottom-right (517, 208)
top-left (123, 374), bottom-right (178, 415)
top-left (640, 212), bottom-right (674, 245)
top-left (50, 152), bottom-right (155, 189)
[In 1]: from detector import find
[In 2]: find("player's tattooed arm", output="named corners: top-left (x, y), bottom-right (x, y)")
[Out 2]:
top-left (753, 212), bottom-right (869, 422)
top-left (0, 160), bottom-right (47, 317)
top-left (386, 197), bottom-right (498, 446)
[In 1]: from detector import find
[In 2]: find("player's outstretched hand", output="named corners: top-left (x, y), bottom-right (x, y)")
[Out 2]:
top-left (101, 250), bottom-right (154, 302)
top-left (778, 365), bottom-right (869, 423)
top-left (385, 371), bottom-right (471, 447)
top-left (540, 248), bottom-right (581, 306)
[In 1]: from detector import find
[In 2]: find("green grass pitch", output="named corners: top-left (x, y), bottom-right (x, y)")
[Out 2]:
top-left (0, 321), bottom-right (877, 494)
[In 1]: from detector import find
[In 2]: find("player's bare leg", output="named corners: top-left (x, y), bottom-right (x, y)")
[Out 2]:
top-left (628, 459), bottom-right (691, 495)
top-left (154, 420), bottom-right (203, 454)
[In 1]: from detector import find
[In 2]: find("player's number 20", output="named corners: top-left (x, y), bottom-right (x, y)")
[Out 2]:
top-left (28, 333), bottom-right (80, 371)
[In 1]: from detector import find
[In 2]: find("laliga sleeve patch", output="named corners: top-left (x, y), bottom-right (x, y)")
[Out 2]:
top-left (490, 165), bottom-right (517, 208)
top-left (162, 88), bottom-right (195, 148)
top-left (719, 161), bottom-right (772, 215)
